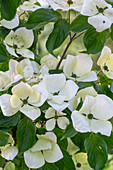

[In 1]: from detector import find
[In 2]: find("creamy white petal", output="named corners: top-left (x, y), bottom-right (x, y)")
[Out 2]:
top-left (0, 94), bottom-right (19, 116)
top-left (24, 150), bottom-right (45, 169)
top-left (71, 110), bottom-right (91, 133)
top-left (31, 61), bottom-right (40, 73)
top-left (46, 119), bottom-right (56, 131)
top-left (45, 107), bottom-right (55, 118)
top-left (43, 143), bottom-right (63, 163)
top-left (4, 31), bottom-right (14, 46)
top-left (97, 46), bottom-right (111, 65)
top-left (4, 41), bottom-right (18, 58)
top-left (0, 14), bottom-right (19, 29)
top-left (57, 117), bottom-right (69, 129)
top-left (38, 0), bottom-right (49, 8)
top-left (1, 146), bottom-right (18, 160)
top-left (91, 94), bottom-right (113, 120)
top-left (88, 14), bottom-right (112, 32)
top-left (48, 100), bottom-right (69, 112)
top-left (104, 8), bottom-right (113, 22)
top-left (90, 119), bottom-right (112, 136)
top-left (15, 27), bottom-right (34, 48)
top-left (52, 95), bottom-right (66, 104)
top-left (37, 132), bottom-right (57, 143)
top-left (16, 48), bottom-right (34, 59)
top-left (9, 59), bottom-right (18, 72)
top-left (20, 104), bottom-right (41, 120)
top-left (59, 80), bottom-right (79, 100)
top-left (10, 95), bottom-right (22, 108)
top-left (68, 96), bottom-right (78, 111)
top-left (76, 71), bottom-right (97, 82)
top-left (31, 139), bottom-right (52, 152)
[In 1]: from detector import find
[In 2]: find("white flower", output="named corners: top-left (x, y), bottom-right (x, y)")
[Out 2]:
top-left (0, 81), bottom-right (48, 120)
top-left (4, 27), bottom-right (34, 59)
top-left (68, 86), bottom-right (97, 111)
top-left (47, 0), bottom-right (84, 12)
top-left (81, 0), bottom-right (113, 32)
top-left (38, 0), bottom-right (49, 8)
top-left (63, 54), bottom-right (97, 82)
top-left (38, 74), bottom-right (79, 112)
top-left (97, 46), bottom-right (113, 79)
top-left (45, 107), bottom-right (69, 131)
top-left (0, 14), bottom-right (19, 29)
top-left (24, 132), bottom-right (63, 169)
top-left (1, 134), bottom-right (18, 161)
top-left (71, 94), bottom-right (113, 136)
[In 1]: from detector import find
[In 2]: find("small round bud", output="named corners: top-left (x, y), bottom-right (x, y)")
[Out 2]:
top-left (88, 113), bottom-right (93, 119)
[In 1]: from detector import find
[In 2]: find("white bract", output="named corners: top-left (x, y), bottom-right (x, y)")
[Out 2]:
top-left (24, 132), bottom-right (63, 169)
top-left (45, 107), bottom-right (69, 131)
top-left (1, 134), bottom-right (18, 161)
top-left (63, 54), bottom-right (97, 82)
top-left (0, 14), bottom-right (19, 29)
top-left (38, 74), bottom-right (79, 112)
top-left (71, 94), bottom-right (113, 136)
top-left (81, 0), bottom-right (113, 32)
top-left (4, 27), bottom-right (34, 59)
top-left (97, 46), bottom-right (113, 79)
top-left (47, 0), bottom-right (84, 12)
top-left (68, 86), bottom-right (97, 111)
top-left (0, 82), bottom-right (48, 120)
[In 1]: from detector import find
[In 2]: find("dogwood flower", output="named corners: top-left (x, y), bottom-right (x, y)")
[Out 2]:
top-left (68, 86), bottom-right (97, 111)
top-left (45, 107), bottom-right (69, 131)
top-left (38, 74), bottom-right (79, 112)
top-left (19, 0), bottom-right (40, 12)
top-left (1, 134), bottom-right (18, 160)
top-left (0, 82), bottom-right (48, 120)
top-left (24, 132), bottom-right (63, 169)
top-left (4, 27), bottom-right (34, 59)
top-left (71, 94), bottom-right (113, 136)
top-left (9, 59), bottom-right (39, 81)
top-left (63, 54), bottom-right (97, 82)
top-left (47, 0), bottom-right (84, 12)
top-left (0, 14), bottom-right (19, 29)
top-left (97, 46), bottom-right (113, 79)
top-left (81, 0), bottom-right (113, 32)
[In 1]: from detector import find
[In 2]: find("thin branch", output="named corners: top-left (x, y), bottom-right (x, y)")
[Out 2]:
top-left (72, 30), bottom-right (87, 40)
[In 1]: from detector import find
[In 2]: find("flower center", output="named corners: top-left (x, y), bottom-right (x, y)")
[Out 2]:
top-left (88, 113), bottom-right (93, 119)
top-left (72, 74), bottom-right (77, 78)
top-left (103, 65), bottom-right (109, 71)
top-left (54, 114), bottom-right (59, 120)
top-left (76, 162), bottom-right (81, 168)
top-left (13, 44), bottom-right (18, 49)
top-left (67, 0), bottom-right (73, 5)
top-left (98, 8), bottom-right (104, 13)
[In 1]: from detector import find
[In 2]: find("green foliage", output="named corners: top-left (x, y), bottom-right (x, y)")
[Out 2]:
top-left (38, 162), bottom-right (59, 170)
top-left (0, 130), bottom-right (9, 146)
top-left (0, 27), bottom-right (10, 39)
top-left (84, 133), bottom-right (108, 170)
top-left (0, 43), bottom-right (11, 63)
top-left (16, 117), bottom-right (36, 153)
top-left (0, 156), bottom-right (5, 167)
top-left (25, 8), bottom-right (62, 29)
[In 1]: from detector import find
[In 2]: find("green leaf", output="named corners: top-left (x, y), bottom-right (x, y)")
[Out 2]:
top-left (61, 123), bottom-right (78, 140)
top-left (0, 110), bottom-right (21, 127)
top-left (16, 117), bottom-right (36, 153)
top-left (46, 19), bottom-right (69, 55)
top-left (70, 15), bottom-right (90, 33)
top-left (84, 133), bottom-right (108, 170)
top-left (49, 69), bottom-right (63, 74)
top-left (110, 24), bottom-right (113, 40)
top-left (0, 130), bottom-right (9, 146)
top-left (102, 132), bottom-right (113, 154)
top-left (0, 43), bottom-right (11, 63)
top-left (1, 0), bottom-right (17, 20)
top-left (38, 162), bottom-right (59, 170)
top-left (83, 27), bottom-right (108, 54)
top-left (71, 133), bottom-right (89, 152)
top-left (0, 27), bottom-right (10, 39)
top-left (0, 156), bottom-right (5, 167)
top-left (25, 8), bottom-right (62, 29)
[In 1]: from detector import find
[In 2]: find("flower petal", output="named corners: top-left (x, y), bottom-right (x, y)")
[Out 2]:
top-left (1, 146), bottom-right (18, 160)
top-left (52, 95), bottom-right (66, 104)
top-left (37, 132), bottom-right (57, 143)
top-left (9, 59), bottom-right (18, 72)
top-left (46, 118), bottom-right (56, 131)
top-left (0, 94), bottom-right (18, 116)
top-left (16, 48), bottom-right (34, 59)
top-left (104, 8), bottom-right (113, 23)
top-left (24, 150), bottom-right (45, 169)
top-left (10, 95), bottom-right (22, 108)
top-left (43, 143), bottom-right (63, 163)
top-left (20, 104), bottom-right (41, 120)
top-left (90, 119), bottom-right (112, 136)
top-left (45, 107), bottom-right (55, 118)
top-left (59, 80), bottom-right (79, 100)
top-left (4, 41), bottom-right (18, 58)
top-left (71, 110), bottom-right (91, 133)
top-left (76, 71), bottom-right (97, 82)
top-left (48, 100), bottom-right (69, 112)
top-left (43, 74), bottom-right (66, 93)
top-left (4, 31), bottom-right (14, 46)
top-left (57, 117), bottom-right (69, 129)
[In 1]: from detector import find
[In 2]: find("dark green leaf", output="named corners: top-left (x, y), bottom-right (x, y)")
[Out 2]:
top-left (38, 162), bottom-right (59, 170)
top-left (17, 117), bottom-right (36, 153)
top-left (70, 15), bottom-right (90, 33)
top-left (25, 8), bottom-right (61, 29)
top-left (83, 27), bottom-right (108, 54)
top-left (102, 132), bottom-right (113, 154)
top-left (0, 110), bottom-right (21, 127)
top-left (0, 43), bottom-right (11, 63)
top-left (0, 27), bottom-right (10, 39)
top-left (1, 0), bottom-right (17, 20)
top-left (110, 24), bottom-right (113, 40)
top-left (62, 123), bottom-right (78, 140)
top-left (0, 156), bottom-right (5, 167)
top-left (84, 133), bottom-right (108, 170)
top-left (46, 19), bottom-right (69, 55)
top-left (0, 130), bottom-right (9, 146)
top-left (49, 69), bottom-right (63, 74)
